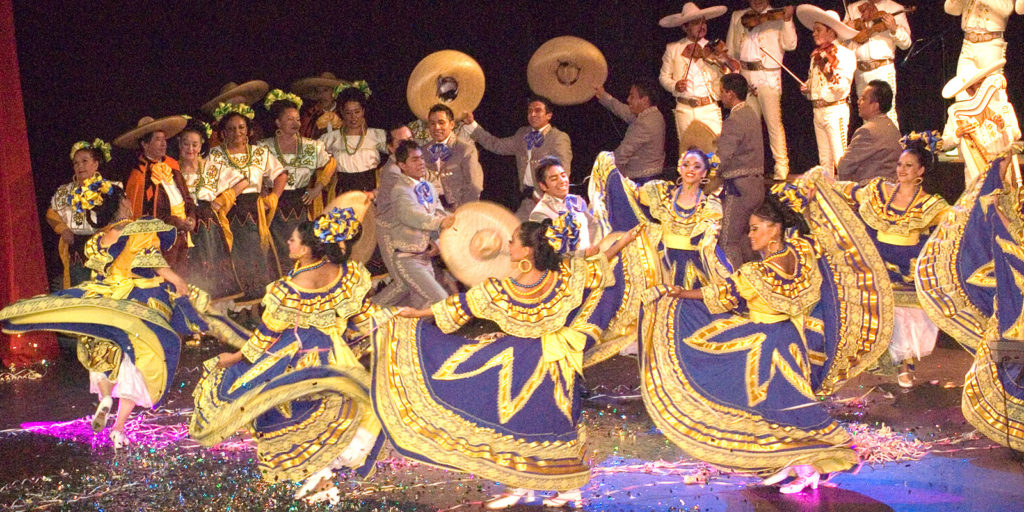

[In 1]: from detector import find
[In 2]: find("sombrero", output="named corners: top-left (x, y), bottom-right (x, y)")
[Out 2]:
top-left (290, 72), bottom-right (345, 99)
top-left (942, 58), bottom-right (1007, 99)
top-left (659, 2), bottom-right (727, 28)
top-left (439, 201), bottom-right (520, 286)
top-left (527, 36), bottom-right (608, 106)
top-left (112, 116), bottom-right (188, 149)
top-left (200, 80), bottom-right (270, 114)
top-left (679, 120), bottom-right (718, 154)
top-left (796, 5), bottom-right (858, 41)
top-left (407, 50), bottom-right (485, 121)
top-left (324, 191), bottom-right (376, 263)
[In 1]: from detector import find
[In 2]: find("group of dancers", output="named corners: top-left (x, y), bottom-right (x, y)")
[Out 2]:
top-left (3, 0), bottom-right (1024, 508)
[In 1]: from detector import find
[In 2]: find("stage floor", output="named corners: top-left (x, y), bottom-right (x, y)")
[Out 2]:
top-left (1, 336), bottom-right (1021, 511)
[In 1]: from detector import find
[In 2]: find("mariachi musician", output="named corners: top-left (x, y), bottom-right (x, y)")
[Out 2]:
top-left (843, 0), bottom-right (913, 129)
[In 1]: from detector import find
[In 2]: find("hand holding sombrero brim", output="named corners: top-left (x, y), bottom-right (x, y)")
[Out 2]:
top-left (407, 50), bottom-right (485, 122)
top-left (527, 36), bottom-right (608, 106)
top-left (439, 201), bottom-right (520, 287)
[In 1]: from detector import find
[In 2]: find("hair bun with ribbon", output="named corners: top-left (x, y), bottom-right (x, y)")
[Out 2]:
top-left (900, 130), bottom-right (941, 155)
top-left (314, 207), bottom-right (361, 244)
top-left (263, 89), bottom-right (304, 111)
top-left (212, 102), bottom-right (256, 122)
top-left (69, 174), bottom-right (117, 213)
top-left (334, 80), bottom-right (372, 99)
top-left (705, 152), bottom-right (720, 178)
top-left (544, 211), bottom-right (581, 255)
top-left (69, 138), bottom-right (112, 163)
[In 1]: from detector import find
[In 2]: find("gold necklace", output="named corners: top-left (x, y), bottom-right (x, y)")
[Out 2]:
top-left (222, 144), bottom-right (252, 169)
top-left (342, 124), bottom-right (366, 156)
top-left (273, 133), bottom-right (303, 166)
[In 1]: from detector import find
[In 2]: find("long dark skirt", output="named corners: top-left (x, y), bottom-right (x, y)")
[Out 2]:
top-left (270, 189), bottom-right (307, 274)
top-left (228, 194), bottom-right (281, 306)
top-left (182, 201), bottom-right (243, 302)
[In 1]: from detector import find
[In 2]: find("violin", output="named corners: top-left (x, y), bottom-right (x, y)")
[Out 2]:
top-left (741, 8), bottom-right (786, 30)
top-left (849, 5), bottom-right (916, 44)
top-left (704, 39), bottom-right (741, 74)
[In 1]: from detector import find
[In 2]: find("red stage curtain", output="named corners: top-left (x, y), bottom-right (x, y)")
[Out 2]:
top-left (0, 1), bottom-right (58, 367)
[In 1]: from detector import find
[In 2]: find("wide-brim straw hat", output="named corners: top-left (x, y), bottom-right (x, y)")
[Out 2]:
top-left (324, 191), bottom-right (376, 263)
top-left (659, 2), bottom-right (727, 28)
top-left (942, 58), bottom-right (1007, 99)
top-left (112, 115), bottom-right (188, 149)
top-left (439, 201), bottom-right (519, 287)
top-left (407, 50), bottom-right (485, 121)
top-left (200, 80), bottom-right (270, 114)
top-left (680, 120), bottom-right (718, 154)
top-left (527, 36), bottom-right (608, 106)
top-left (796, 5), bottom-right (858, 41)
top-left (290, 72), bottom-right (345, 99)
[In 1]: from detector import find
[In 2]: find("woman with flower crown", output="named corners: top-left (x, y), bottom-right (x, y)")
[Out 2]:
top-left (207, 102), bottom-right (286, 305)
top-left (589, 149), bottom-right (731, 290)
top-left (190, 206), bottom-right (383, 506)
top-left (45, 139), bottom-right (120, 289)
top-left (640, 189), bottom-right (892, 494)
top-left (319, 82), bottom-right (387, 195)
top-left (780, 133), bottom-right (950, 388)
top-left (176, 117), bottom-right (247, 303)
top-left (374, 214), bottom-right (642, 509)
top-left (0, 177), bottom-right (244, 449)
top-left (258, 90), bottom-right (338, 269)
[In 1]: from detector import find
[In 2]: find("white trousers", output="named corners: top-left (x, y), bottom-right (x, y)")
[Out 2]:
top-left (855, 63), bottom-right (900, 130)
top-left (955, 38), bottom-right (1008, 99)
top-left (743, 69), bottom-right (789, 179)
top-left (672, 102), bottom-right (722, 151)
top-left (812, 103), bottom-right (850, 176)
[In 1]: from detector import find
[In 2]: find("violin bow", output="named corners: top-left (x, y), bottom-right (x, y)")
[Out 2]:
top-left (758, 45), bottom-right (806, 87)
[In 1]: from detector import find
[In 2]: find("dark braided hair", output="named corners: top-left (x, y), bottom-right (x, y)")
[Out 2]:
top-left (752, 194), bottom-right (809, 236)
top-left (517, 220), bottom-right (563, 272)
top-left (295, 220), bottom-right (360, 264)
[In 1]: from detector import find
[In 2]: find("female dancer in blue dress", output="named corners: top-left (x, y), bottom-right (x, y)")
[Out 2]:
top-left (589, 150), bottom-right (730, 290)
top-left (375, 214), bottom-right (642, 509)
top-left (0, 176), bottom-right (241, 448)
top-left (190, 207), bottom-right (383, 505)
top-left (639, 190), bottom-right (893, 494)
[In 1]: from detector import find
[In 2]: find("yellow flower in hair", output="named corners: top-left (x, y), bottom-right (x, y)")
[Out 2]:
top-left (334, 80), bottom-right (372, 99)
top-left (69, 138), bottom-right (112, 163)
top-left (263, 89), bottom-right (304, 111)
top-left (70, 174), bottom-right (116, 213)
top-left (315, 207), bottom-right (361, 244)
top-left (212, 102), bottom-right (256, 122)
top-left (544, 211), bottom-right (581, 255)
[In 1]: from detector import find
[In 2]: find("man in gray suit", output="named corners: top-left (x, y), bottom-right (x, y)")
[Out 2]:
top-left (716, 73), bottom-right (765, 266)
top-left (463, 96), bottom-right (572, 220)
top-left (374, 140), bottom-right (453, 308)
top-left (594, 79), bottom-right (667, 182)
top-left (375, 124), bottom-right (415, 305)
top-left (421, 104), bottom-right (483, 210)
top-left (836, 80), bottom-right (902, 183)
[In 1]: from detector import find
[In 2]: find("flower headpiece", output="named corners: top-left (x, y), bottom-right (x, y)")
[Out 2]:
top-left (69, 138), bottom-right (112, 163)
top-left (545, 211), bottom-right (581, 255)
top-left (263, 89), bottom-right (303, 111)
top-left (679, 151), bottom-right (720, 179)
top-left (901, 130), bottom-right (942, 154)
top-left (314, 207), bottom-right (361, 244)
top-left (69, 174), bottom-right (117, 213)
top-left (334, 80), bottom-right (372, 99)
top-left (212, 102), bottom-right (256, 122)
top-left (181, 115), bottom-right (213, 141)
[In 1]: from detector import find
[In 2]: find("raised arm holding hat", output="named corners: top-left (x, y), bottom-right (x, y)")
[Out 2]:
top-left (726, 0), bottom-right (797, 180)
top-left (843, 1), bottom-right (913, 130)
top-left (945, 0), bottom-right (1024, 98)
top-left (594, 80), bottom-right (667, 182)
top-left (660, 2), bottom-right (728, 151)
top-left (419, 104), bottom-right (483, 211)
top-left (797, 5), bottom-right (857, 175)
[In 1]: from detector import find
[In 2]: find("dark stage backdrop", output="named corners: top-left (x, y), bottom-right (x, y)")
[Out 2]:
top-left (13, 0), bottom-right (1024, 281)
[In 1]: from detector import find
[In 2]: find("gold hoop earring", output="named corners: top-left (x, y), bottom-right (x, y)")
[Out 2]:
top-left (700, 177), bottom-right (710, 185)
top-left (518, 259), bottom-right (533, 274)
top-left (275, 128), bottom-right (283, 136)
top-left (913, 177), bottom-right (923, 185)
top-left (675, 176), bottom-right (684, 187)
top-left (767, 240), bottom-right (780, 253)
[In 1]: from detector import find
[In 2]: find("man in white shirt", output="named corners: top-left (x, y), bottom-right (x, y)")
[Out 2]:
top-left (945, 0), bottom-right (1024, 97)
top-left (726, 0), bottom-right (797, 180)
top-left (797, 5), bottom-right (857, 175)
top-left (843, 0), bottom-right (912, 129)
top-left (594, 80), bottom-right (667, 182)
top-left (659, 2), bottom-right (728, 149)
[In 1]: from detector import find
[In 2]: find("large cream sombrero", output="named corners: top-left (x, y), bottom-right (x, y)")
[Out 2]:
top-left (942, 58), bottom-right (1007, 99)
top-left (679, 120), bottom-right (718, 154)
top-left (527, 36), bottom-right (608, 106)
top-left (290, 72), bottom-right (345, 99)
top-left (324, 191), bottom-right (376, 263)
top-left (796, 5), bottom-right (858, 41)
top-left (407, 50), bottom-right (485, 121)
top-left (113, 116), bottom-right (188, 149)
top-left (659, 2), bottom-right (727, 28)
top-left (200, 80), bottom-right (270, 114)
top-left (439, 201), bottom-right (519, 286)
